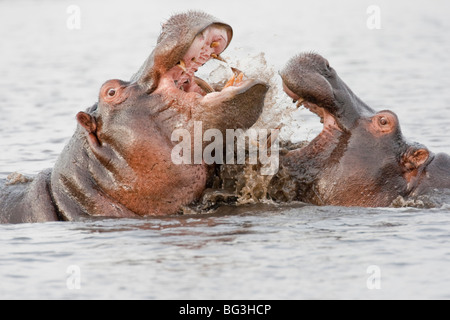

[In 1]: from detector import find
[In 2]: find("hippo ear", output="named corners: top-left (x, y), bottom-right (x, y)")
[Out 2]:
top-left (402, 146), bottom-right (430, 172)
top-left (77, 112), bottom-right (97, 134)
top-left (76, 112), bottom-right (100, 147)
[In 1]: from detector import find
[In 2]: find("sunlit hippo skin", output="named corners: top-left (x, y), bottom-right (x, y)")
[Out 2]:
top-left (273, 52), bottom-right (450, 207)
top-left (0, 11), bottom-right (268, 223)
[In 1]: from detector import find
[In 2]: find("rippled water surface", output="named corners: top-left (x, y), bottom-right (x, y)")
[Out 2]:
top-left (1, 0), bottom-right (450, 299)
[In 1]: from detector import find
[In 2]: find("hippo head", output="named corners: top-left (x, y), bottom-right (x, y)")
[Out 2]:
top-left (70, 78), bottom-right (211, 217)
top-left (51, 12), bottom-right (268, 219)
top-left (278, 53), bottom-right (433, 207)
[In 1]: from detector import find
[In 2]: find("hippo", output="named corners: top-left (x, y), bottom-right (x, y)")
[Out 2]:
top-left (271, 52), bottom-right (450, 207)
top-left (0, 11), bottom-right (268, 223)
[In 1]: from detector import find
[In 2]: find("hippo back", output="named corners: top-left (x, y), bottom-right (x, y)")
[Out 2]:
top-left (0, 170), bottom-right (59, 223)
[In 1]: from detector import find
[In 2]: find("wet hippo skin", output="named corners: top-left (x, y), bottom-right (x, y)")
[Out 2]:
top-left (0, 11), bottom-right (268, 223)
top-left (273, 52), bottom-right (450, 207)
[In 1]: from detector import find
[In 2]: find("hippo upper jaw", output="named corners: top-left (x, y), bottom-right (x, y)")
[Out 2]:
top-left (152, 24), bottom-right (231, 96)
top-left (151, 24), bottom-right (268, 115)
top-left (132, 11), bottom-right (234, 95)
top-left (280, 52), bottom-right (375, 135)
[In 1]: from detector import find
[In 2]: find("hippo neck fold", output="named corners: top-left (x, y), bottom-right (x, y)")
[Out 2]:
top-left (50, 128), bottom-right (140, 221)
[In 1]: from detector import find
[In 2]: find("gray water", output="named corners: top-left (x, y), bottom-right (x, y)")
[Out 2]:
top-left (1, 0), bottom-right (450, 299)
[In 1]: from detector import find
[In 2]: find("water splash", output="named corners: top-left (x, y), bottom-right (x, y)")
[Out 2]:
top-left (205, 49), bottom-right (303, 141)
top-left (391, 189), bottom-right (450, 209)
top-left (184, 51), bottom-right (308, 211)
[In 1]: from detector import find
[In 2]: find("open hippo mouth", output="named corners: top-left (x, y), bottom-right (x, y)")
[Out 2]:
top-left (160, 25), bottom-right (231, 95)
top-left (280, 52), bottom-right (375, 138)
top-left (155, 24), bottom-right (261, 105)
top-left (131, 11), bottom-right (267, 108)
top-left (283, 82), bottom-right (340, 133)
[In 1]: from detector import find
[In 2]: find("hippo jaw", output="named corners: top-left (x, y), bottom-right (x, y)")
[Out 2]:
top-left (154, 24), bottom-right (231, 96)
top-left (279, 53), bottom-right (411, 150)
top-left (281, 53), bottom-right (377, 134)
top-left (151, 22), bottom-right (268, 123)
top-left (132, 11), bottom-right (268, 130)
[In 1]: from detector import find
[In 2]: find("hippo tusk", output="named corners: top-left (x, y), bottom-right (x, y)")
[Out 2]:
top-left (224, 71), bottom-right (245, 89)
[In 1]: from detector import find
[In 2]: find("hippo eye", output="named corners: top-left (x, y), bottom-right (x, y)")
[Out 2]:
top-left (100, 80), bottom-right (128, 104)
top-left (107, 88), bottom-right (116, 97)
top-left (379, 117), bottom-right (388, 126)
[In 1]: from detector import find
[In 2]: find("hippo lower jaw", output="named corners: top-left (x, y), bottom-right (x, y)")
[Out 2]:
top-left (201, 79), bottom-right (266, 104)
top-left (157, 73), bottom-right (266, 107)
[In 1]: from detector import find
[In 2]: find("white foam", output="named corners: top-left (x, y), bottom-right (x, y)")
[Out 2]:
top-left (204, 48), bottom-right (310, 143)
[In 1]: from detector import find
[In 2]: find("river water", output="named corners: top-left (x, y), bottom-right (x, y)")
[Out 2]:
top-left (1, 0), bottom-right (450, 299)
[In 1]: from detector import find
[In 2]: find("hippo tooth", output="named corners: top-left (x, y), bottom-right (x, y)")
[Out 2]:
top-left (231, 67), bottom-right (243, 76)
top-left (177, 60), bottom-right (187, 72)
top-left (210, 41), bottom-right (220, 48)
top-left (296, 100), bottom-right (304, 108)
top-left (211, 53), bottom-right (227, 63)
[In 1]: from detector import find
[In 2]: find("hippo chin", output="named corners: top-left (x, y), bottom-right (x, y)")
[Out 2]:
top-left (274, 52), bottom-right (450, 207)
top-left (0, 11), bottom-right (268, 223)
